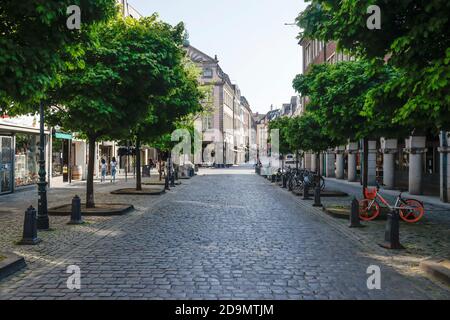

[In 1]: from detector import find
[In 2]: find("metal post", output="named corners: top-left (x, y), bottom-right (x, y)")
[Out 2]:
top-left (302, 183), bottom-right (311, 200)
top-left (349, 198), bottom-right (363, 228)
top-left (19, 206), bottom-right (41, 245)
top-left (37, 102), bottom-right (49, 230)
top-left (282, 174), bottom-right (287, 188)
top-left (313, 185), bottom-right (322, 207)
top-left (68, 195), bottom-right (84, 225)
top-left (380, 209), bottom-right (404, 249)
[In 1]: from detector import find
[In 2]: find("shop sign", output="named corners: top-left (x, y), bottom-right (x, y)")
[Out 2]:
top-left (55, 132), bottom-right (72, 140)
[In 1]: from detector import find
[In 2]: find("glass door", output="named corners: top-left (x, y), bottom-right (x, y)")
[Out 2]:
top-left (0, 136), bottom-right (14, 194)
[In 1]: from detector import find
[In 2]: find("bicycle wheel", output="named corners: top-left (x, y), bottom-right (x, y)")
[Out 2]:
top-left (358, 199), bottom-right (380, 221)
top-left (399, 199), bottom-right (424, 223)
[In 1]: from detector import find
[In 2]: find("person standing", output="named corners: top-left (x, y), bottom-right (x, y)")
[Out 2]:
top-left (100, 158), bottom-right (107, 183)
top-left (110, 157), bottom-right (117, 183)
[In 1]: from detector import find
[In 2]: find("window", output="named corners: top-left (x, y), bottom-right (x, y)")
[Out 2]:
top-left (203, 68), bottom-right (213, 78)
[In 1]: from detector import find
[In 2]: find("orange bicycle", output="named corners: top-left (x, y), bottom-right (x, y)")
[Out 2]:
top-left (359, 183), bottom-right (425, 223)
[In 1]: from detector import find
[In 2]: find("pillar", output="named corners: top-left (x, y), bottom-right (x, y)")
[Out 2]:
top-left (335, 146), bottom-right (346, 179)
top-left (319, 152), bottom-right (324, 176)
top-left (439, 131), bottom-right (450, 203)
top-left (304, 152), bottom-right (312, 170)
top-left (368, 140), bottom-right (377, 186)
top-left (325, 149), bottom-right (335, 178)
top-left (405, 136), bottom-right (426, 195)
top-left (347, 142), bottom-right (358, 182)
top-left (380, 138), bottom-right (398, 190)
top-left (311, 153), bottom-right (317, 172)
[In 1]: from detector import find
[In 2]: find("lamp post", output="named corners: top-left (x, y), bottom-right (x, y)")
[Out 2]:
top-left (37, 101), bottom-right (49, 230)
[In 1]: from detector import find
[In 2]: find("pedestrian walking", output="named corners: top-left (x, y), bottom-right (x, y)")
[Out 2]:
top-left (101, 158), bottom-right (107, 183)
top-left (110, 157), bottom-right (117, 183)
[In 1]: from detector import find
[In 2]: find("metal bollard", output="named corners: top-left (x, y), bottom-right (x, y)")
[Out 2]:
top-left (271, 174), bottom-right (275, 183)
top-left (165, 174), bottom-right (170, 191)
top-left (68, 195), bottom-right (84, 225)
top-left (312, 186), bottom-right (322, 207)
top-left (302, 184), bottom-right (311, 200)
top-left (282, 175), bottom-right (287, 188)
top-left (19, 206), bottom-right (41, 245)
top-left (380, 209), bottom-right (404, 249)
top-left (349, 198), bottom-right (363, 228)
top-left (170, 172), bottom-right (175, 187)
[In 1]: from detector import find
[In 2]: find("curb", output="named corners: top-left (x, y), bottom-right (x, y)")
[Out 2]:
top-left (420, 259), bottom-right (450, 287)
top-left (110, 188), bottom-right (166, 196)
top-left (48, 204), bottom-right (134, 216)
top-left (0, 252), bottom-right (26, 281)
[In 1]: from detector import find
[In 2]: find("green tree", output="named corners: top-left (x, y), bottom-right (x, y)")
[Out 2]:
top-left (293, 60), bottom-right (408, 143)
top-left (0, 0), bottom-right (116, 107)
top-left (132, 59), bottom-right (203, 190)
top-left (296, 0), bottom-right (450, 130)
top-left (46, 15), bottom-right (187, 207)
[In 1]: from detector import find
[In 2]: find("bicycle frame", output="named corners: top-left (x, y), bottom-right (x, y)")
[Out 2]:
top-left (365, 192), bottom-right (415, 211)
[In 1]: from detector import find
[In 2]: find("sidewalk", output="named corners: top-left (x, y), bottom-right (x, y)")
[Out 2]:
top-left (266, 175), bottom-right (450, 289)
top-left (0, 172), bottom-right (186, 283)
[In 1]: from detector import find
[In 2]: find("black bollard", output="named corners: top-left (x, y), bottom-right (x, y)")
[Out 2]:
top-left (165, 174), bottom-right (170, 191)
top-left (68, 195), bottom-right (84, 225)
top-left (380, 209), bottom-right (404, 249)
top-left (19, 206), bottom-right (41, 245)
top-left (282, 175), bottom-right (287, 188)
top-left (170, 172), bottom-right (175, 187)
top-left (302, 184), bottom-right (311, 200)
top-left (271, 174), bottom-right (275, 183)
top-left (312, 186), bottom-right (322, 207)
top-left (349, 198), bottom-right (363, 228)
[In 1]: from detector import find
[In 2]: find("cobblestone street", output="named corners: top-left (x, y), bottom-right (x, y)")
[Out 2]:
top-left (0, 167), bottom-right (449, 300)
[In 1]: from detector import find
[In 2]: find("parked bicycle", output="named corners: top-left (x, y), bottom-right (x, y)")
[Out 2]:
top-left (359, 183), bottom-right (425, 223)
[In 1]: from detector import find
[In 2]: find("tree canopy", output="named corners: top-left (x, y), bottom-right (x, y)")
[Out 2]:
top-left (296, 0), bottom-right (450, 130)
top-left (0, 0), bottom-right (117, 107)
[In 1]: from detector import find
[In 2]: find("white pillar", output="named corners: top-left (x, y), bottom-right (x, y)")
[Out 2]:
top-left (381, 138), bottom-right (398, 190)
top-left (405, 136), bottom-right (426, 195)
top-left (311, 153), bottom-right (317, 172)
top-left (439, 131), bottom-right (450, 203)
top-left (335, 146), bottom-right (346, 179)
top-left (368, 140), bottom-right (377, 186)
top-left (347, 142), bottom-right (358, 182)
top-left (325, 149), bottom-right (335, 178)
top-left (319, 152), bottom-right (324, 176)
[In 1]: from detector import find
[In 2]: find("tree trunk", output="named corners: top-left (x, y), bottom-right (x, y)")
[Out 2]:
top-left (316, 152), bottom-right (321, 176)
top-left (159, 153), bottom-right (163, 181)
top-left (86, 135), bottom-right (96, 208)
top-left (135, 136), bottom-right (142, 191)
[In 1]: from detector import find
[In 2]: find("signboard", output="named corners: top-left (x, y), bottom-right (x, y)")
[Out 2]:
top-left (55, 132), bottom-right (72, 140)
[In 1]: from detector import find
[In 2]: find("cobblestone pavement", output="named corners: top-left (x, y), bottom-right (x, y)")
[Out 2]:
top-left (0, 167), bottom-right (449, 300)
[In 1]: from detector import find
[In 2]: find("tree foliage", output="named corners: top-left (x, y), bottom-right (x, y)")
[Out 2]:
top-left (296, 0), bottom-right (450, 129)
top-left (0, 0), bottom-right (117, 107)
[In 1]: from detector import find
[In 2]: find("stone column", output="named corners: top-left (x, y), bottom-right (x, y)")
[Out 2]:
top-left (347, 142), bottom-right (358, 182)
top-left (311, 153), bottom-right (317, 173)
top-left (380, 138), bottom-right (398, 190)
top-left (325, 149), bottom-right (335, 178)
top-left (439, 131), bottom-right (450, 203)
top-left (335, 146), bottom-right (346, 179)
top-left (319, 152), bottom-right (324, 176)
top-left (304, 152), bottom-right (312, 170)
top-left (404, 136), bottom-right (427, 195)
top-left (368, 140), bottom-right (378, 186)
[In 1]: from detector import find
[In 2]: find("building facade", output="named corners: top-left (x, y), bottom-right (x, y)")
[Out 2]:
top-left (187, 45), bottom-right (255, 166)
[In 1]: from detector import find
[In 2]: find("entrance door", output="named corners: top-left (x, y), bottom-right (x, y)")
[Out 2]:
top-left (0, 136), bottom-right (14, 194)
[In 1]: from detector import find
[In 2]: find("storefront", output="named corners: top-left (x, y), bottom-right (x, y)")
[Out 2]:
top-left (0, 115), bottom-right (51, 194)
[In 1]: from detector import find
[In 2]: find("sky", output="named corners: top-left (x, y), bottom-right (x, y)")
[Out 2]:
top-left (128, 0), bottom-right (307, 114)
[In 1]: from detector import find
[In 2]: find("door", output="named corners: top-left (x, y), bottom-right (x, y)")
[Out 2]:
top-left (0, 136), bottom-right (14, 194)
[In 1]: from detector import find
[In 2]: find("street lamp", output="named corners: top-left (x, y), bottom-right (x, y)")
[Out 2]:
top-left (37, 101), bottom-right (49, 230)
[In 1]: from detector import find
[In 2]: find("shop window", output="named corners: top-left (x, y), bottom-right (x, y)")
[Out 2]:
top-left (14, 133), bottom-right (40, 187)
